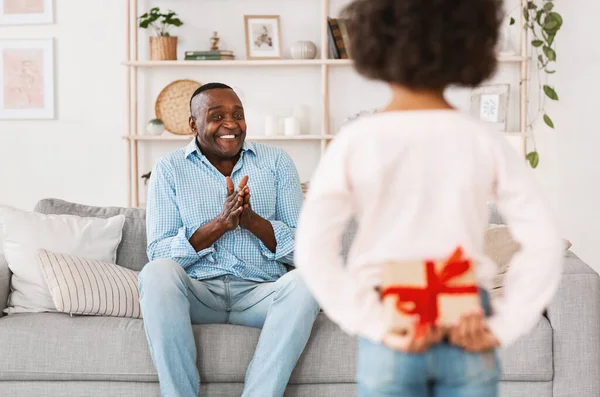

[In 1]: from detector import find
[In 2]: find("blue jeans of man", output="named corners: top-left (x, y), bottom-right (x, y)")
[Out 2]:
top-left (138, 259), bottom-right (320, 397)
top-left (356, 289), bottom-right (501, 397)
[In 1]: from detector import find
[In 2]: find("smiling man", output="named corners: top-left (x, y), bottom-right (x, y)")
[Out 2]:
top-left (139, 83), bottom-right (319, 397)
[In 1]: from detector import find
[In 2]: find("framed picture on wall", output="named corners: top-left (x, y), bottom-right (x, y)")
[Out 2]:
top-left (0, 38), bottom-right (55, 119)
top-left (470, 84), bottom-right (510, 132)
top-left (244, 15), bottom-right (282, 60)
top-left (0, 0), bottom-right (54, 25)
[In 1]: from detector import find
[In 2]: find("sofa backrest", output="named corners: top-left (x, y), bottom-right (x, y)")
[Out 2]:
top-left (35, 199), bottom-right (148, 271)
top-left (33, 199), bottom-right (502, 271)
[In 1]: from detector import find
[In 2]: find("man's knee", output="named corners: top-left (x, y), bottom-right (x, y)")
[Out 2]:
top-left (276, 270), bottom-right (320, 313)
top-left (138, 258), bottom-right (188, 297)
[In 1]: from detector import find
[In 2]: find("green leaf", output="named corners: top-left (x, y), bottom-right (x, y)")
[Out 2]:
top-left (544, 2), bottom-right (554, 11)
top-left (532, 40), bottom-right (543, 47)
top-left (536, 9), bottom-right (544, 25)
top-left (527, 1), bottom-right (537, 9)
top-left (526, 151), bottom-right (540, 168)
top-left (543, 45), bottom-right (556, 61)
top-left (546, 69), bottom-right (556, 74)
top-left (170, 18), bottom-right (183, 27)
top-left (544, 85), bottom-right (559, 100)
top-left (543, 114), bottom-right (555, 128)
top-left (139, 20), bottom-right (151, 29)
top-left (538, 54), bottom-right (545, 67)
top-left (544, 12), bottom-right (563, 31)
top-left (546, 32), bottom-right (556, 46)
top-left (523, 7), bottom-right (530, 22)
top-left (510, 17), bottom-right (516, 25)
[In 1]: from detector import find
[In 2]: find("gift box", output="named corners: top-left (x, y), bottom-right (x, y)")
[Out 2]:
top-left (381, 247), bottom-right (481, 339)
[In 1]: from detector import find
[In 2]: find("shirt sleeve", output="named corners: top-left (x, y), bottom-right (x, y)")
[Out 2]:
top-left (485, 134), bottom-right (564, 347)
top-left (295, 134), bottom-right (387, 342)
top-left (146, 159), bottom-right (216, 269)
top-left (258, 150), bottom-right (303, 264)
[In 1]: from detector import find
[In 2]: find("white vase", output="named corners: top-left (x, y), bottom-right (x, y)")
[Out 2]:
top-left (290, 41), bottom-right (317, 60)
top-left (265, 115), bottom-right (279, 136)
top-left (293, 105), bottom-right (309, 135)
top-left (284, 117), bottom-right (301, 136)
top-left (146, 119), bottom-right (165, 136)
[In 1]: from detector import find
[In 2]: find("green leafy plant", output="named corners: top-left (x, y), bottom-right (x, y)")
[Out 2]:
top-left (510, 1), bottom-right (562, 168)
top-left (138, 7), bottom-right (183, 37)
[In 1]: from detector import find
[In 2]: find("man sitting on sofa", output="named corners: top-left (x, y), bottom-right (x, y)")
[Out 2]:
top-left (139, 82), bottom-right (320, 397)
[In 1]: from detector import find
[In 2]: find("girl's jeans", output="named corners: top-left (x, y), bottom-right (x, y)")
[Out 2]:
top-left (357, 289), bottom-right (501, 397)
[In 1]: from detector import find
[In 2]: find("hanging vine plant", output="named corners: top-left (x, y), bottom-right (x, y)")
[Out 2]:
top-left (510, 0), bottom-right (563, 168)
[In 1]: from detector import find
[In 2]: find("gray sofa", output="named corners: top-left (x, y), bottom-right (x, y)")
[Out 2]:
top-left (0, 198), bottom-right (599, 397)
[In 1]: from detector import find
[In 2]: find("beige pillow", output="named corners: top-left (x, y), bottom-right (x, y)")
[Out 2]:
top-left (38, 249), bottom-right (141, 319)
top-left (485, 225), bottom-right (571, 297)
top-left (1, 206), bottom-right (125, 314)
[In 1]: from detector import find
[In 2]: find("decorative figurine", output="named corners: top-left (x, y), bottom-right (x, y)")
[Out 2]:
top-left (210, 31), bottom-right (220, 51)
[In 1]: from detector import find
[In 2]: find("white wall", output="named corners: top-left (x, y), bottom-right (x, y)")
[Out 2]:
top-left (0, 1), bottom-right (127, 210)
top-left (548, 0), bottom-right (600, 272)
top-left (1, 0), bottom-right (598, 271)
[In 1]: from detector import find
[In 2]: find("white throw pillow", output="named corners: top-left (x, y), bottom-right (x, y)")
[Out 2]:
top-left (0, 207), bottom-right (125, 314)
top-left (38, 249), bottom-right (141, 319)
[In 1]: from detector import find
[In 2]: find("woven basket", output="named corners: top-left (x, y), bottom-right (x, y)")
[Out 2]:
top-left (155, 79), bottom-right (202, 135)
top-left (150, 36), bottom-right (178, 61)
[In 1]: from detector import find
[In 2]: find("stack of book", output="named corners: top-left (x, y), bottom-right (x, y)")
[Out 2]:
top-left (184, 50), bottom-right (235, 61)
top-left (327, 17), bottom-right (352, 59)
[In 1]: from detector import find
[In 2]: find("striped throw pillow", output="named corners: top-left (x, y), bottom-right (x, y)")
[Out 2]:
top-left (38, 248), bottom-right (142, 318)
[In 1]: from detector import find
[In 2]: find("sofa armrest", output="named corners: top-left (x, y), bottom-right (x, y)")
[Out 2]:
top-left (547, 251), bottom-right (600, 397)
top-left (0, 253), bottom-right (9, 318)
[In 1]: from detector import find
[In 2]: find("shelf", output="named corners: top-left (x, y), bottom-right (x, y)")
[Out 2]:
top-left (122, 134), bottom-right (335, 141)
top-left (123, 59), bottom-right (327, 67)
top-left (122, 55), bottom-right (527, 68)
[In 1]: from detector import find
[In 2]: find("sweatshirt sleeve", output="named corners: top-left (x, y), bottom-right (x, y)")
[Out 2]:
top-left (295, 134), bottom-right (387, 343)
top-left (486, 134), bottom-right (564, 347)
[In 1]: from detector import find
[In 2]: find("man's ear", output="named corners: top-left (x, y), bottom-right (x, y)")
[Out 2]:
top-left (189, 116), bottom-right (198, 136)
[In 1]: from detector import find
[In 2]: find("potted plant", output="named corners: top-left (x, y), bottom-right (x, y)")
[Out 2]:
top-left (139, 7), bottom-right (183, 61)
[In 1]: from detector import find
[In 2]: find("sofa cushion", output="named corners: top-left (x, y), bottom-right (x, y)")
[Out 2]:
top-left (38, 249), bottom-right (142, 319)
top-left (0, 312), bottom-right (552, 383)
top-left (1, 207), bottom-right (126, 315)
top-left (35, 199), bottom-right (359, 269)
top-left (34, 199), bottom-right (148, 271)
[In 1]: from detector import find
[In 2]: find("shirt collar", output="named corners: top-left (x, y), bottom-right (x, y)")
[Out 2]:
top-left (185, 137), bottom-right (256, 159)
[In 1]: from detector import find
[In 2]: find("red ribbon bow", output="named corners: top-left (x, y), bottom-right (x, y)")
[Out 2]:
top-left (381, 247), bottom-right (478, 338)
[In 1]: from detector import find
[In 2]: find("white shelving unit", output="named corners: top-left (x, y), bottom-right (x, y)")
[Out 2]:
top-left (124, 0), bottom-right (529, 208)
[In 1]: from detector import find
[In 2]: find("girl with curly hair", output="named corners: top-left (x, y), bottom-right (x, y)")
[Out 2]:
top-left (295, 1), bottom-right (563, 396)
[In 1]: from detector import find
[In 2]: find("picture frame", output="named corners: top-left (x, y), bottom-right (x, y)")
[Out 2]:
top-left (0, 0), bottom-right (54, 25)
top-left (470, 84), bottom-right (510, 132)
top-left (244, 15), bottom-right (282, 60)
top-left (0, 38), bottom-right (55, 119)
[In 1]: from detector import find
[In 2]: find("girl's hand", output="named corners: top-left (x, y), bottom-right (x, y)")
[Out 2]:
top-left (383, 325), bottom-right (446, 353)
top-left (449, 312), bottom-right (500, 352)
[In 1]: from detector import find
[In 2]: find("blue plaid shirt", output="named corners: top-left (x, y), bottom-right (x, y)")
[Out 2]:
top-left (146, 139), bottom-right (303, 282)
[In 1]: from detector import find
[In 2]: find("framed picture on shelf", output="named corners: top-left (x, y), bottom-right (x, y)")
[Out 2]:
top-left (0, 0), bottom-right (53, 25)
top-left (244, 15), bottom-right (282, 60)
top-left (470, 84), bottom-right (510, 132)
top-left (0, 38), bottom-right (55, 119)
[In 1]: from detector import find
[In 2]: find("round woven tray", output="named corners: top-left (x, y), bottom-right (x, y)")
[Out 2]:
top-left (155, 79), bottom-right (202, 135)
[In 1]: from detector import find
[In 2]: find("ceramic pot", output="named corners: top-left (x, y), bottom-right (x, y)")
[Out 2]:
top-left (290, 41), bottom-right (317, 60)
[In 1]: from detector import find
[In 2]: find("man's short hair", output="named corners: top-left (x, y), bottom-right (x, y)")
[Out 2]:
top-left (189, 82), bottom-right (233, 114)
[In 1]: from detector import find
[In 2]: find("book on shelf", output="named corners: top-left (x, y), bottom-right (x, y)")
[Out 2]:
top-left (327, 18), bottom-right (351, 59)
top-left (184, 50), bottom-right (235, 60)
top-left (338, 19), bottom-right (352, 59)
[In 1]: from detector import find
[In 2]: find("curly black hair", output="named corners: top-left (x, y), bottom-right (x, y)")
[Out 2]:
top-left (341, 0), bottom-right (503, 90)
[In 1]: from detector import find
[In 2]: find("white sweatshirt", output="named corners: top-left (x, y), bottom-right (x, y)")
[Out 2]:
top-left (295, 110), bottom-right (563, 348)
